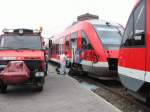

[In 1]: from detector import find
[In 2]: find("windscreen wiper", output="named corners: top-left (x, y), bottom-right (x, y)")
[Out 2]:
top-left (0, 47), bottom-right (18, 50)
top-left (16, 48), bottom-right (42, 50)
top-left (16, 48), bottom-right (33, 50)
top-left (17, 48), bottom-right (31, 49)
top-left (106, 22), bottom-right (123, 37)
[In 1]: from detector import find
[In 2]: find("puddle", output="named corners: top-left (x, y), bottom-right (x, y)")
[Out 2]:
top-left (80, 81), bottom-right (98, 91)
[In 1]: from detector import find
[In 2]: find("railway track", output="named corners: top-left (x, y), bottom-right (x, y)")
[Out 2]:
top-left (71, 74), bottom-right (150, 112)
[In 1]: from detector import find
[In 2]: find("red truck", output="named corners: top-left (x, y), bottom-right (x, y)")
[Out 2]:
top-left (0, 28), bottom-right (49, 93)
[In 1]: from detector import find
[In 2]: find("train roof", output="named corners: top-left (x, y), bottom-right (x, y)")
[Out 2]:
top-left (87, 19), bottom-right (122, 27)
top-left (52, 19), bottom-right (123, 41)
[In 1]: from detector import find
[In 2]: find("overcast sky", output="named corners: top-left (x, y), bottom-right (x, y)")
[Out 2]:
top-left (0, 0), bottom-right (136, 38)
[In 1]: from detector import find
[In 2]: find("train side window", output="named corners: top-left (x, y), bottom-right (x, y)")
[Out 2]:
top-left (56, 42), bottom-right (59, 54)
top-left (71, 32), bottom-right (78, 47)
top-left (52, 44), bottom-right (56, 54)
top-left (81, 30), bottom-right (92, 50)
top-left (65, 35), bottom-right (70, 50)
top-left (71, 32), bottom-right (78, 40)
top-left (122, 0), bottom-right (145, 47)
top-left (59, 38), bottom-right (64, 54)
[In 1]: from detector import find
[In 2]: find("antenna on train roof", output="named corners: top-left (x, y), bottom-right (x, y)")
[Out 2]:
top-left (106, 22), bottom-right (111, 26)
top-left (77, 13), bottom-right (99, 21)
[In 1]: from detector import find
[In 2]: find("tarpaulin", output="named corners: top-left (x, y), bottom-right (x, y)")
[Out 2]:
top-left (0, 61), bottom-right (30, 85)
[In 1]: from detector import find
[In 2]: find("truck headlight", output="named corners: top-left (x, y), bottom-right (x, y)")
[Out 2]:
top-left (35, 72), bottom-right (44, 77)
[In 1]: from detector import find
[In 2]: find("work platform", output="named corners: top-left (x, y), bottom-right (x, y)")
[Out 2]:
top-left (0, 65), bottom-right (121, 112)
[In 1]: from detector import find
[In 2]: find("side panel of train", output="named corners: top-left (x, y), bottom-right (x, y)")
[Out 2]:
top-left (51, 20), bottom-right (122, 80)
top-left (118, 0), bottom-right (150, 102)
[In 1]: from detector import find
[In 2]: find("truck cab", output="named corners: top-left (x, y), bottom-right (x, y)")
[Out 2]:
top-left (0, 28), bottom-right (48, 92)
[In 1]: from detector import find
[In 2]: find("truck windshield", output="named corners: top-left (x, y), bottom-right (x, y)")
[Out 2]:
top-left (94, 25), bottom-right (122, 50)
top-left (0, 35), bottom-right (42, 50)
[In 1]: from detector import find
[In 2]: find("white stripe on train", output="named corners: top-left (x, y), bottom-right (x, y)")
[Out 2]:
top-left (118, 66), bottom-right (150, 83)
top-left (80, 60), bottom-right (108, 67)
top-left (51, 58), bottom-right (150, 83)
top-left (50, 58), bottom-right (108, 68)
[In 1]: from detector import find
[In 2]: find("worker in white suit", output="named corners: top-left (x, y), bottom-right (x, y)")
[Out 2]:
top-left (60, 53), bottom-right (67, 75)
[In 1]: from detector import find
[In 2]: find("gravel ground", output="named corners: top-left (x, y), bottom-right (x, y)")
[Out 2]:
top-left (94, 86), bottom-right (148, 112)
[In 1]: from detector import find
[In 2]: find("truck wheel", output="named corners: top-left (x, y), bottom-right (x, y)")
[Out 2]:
top-left (44, 71), bottom-right (48, 76)
top-left (0, 82), bottom-right (7, 93)
top-left (35, 78), bottom-right (44, 92)
top-left (36, 83), bottom-right (43, 92)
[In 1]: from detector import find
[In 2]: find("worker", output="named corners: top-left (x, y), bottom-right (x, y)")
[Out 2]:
top-left (60, 53), bottom-right (67, 75)
top-left (75, 48), bottom-right (81, 64)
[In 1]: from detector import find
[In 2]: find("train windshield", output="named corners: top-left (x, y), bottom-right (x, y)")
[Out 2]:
top-left (94, 25), bottom-right (122, 50)
top-left (0, 35), bottom-right (42, 50)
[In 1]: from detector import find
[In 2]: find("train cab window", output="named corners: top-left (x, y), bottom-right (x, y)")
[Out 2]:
top-left (81, 30), bottom-right (92, 50)
top-left (133, 0), bottom-right (145, 46)
top-left (94, 25), bottom-right (122, 50)
top-left (122, 0), bottom-right (145, 47)
top-left (122, 15), bottom-right (134, 46)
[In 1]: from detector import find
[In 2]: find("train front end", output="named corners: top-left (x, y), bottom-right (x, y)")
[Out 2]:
top-left (118, 0), bottom-right (150, 102)
top-left (88, 20), bottom-right (124, 80)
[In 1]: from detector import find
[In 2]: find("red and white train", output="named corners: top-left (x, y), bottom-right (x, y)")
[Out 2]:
top-left (118, 0), bottom-right (150, 102)
top-left (50, 19), bottom-right (123, 80)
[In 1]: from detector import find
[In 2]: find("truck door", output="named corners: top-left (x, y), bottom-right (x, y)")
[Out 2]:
top-left (119, 0), bottom-right (146, 92)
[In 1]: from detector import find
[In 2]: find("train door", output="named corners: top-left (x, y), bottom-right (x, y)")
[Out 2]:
top-left (65, 35), bottom-right (71, 58)
top-left (145, 0), bottom-right (150, 83)
top-left (70, 32), bottom-right (78, 63)
top-left (59, 38), bottom-right (64, 54)
top-left (119, 0), bottom-right (146, 92)
top-left (80, 30), bottom-right (93, 73)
